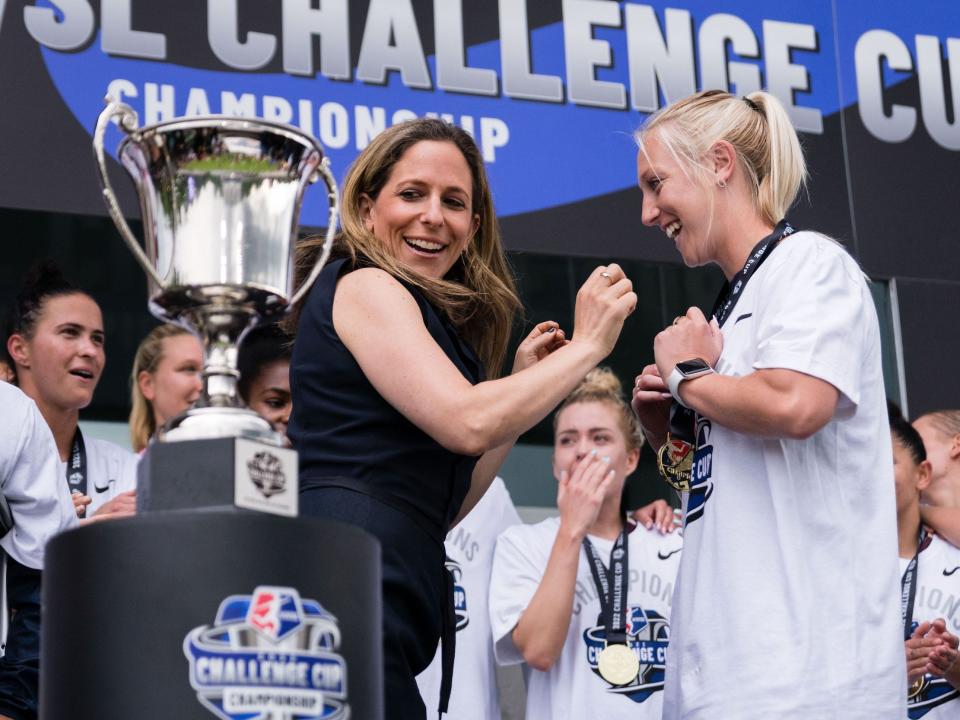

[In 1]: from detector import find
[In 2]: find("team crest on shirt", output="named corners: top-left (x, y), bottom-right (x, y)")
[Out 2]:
top-left (685, 415), bottom-right (714, 525)
top-left (183, 586), bottom-right (349, 719)
top-left (446, 559), bottom-right (469, 631)
top-left (582, 607), bottom-right (670, 703)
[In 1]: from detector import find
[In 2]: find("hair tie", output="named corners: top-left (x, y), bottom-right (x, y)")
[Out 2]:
top-left (743, 96), bottom-right (761, 113)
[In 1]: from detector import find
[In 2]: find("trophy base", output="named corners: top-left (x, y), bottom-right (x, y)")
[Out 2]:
top-left (160, 405), bottom-right (281, 444)
top-left (139, 436), bottom-right (298, 517)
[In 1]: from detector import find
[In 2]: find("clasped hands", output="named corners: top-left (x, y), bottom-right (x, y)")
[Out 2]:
top-left (906, 619), bottom-right (960, 684)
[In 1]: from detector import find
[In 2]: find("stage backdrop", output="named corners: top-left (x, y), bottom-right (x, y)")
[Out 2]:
top-left (0, 0), bottom-right (957, 414)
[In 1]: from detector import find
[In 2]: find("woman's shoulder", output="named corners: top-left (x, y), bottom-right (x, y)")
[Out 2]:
top-left (767, 230), bottom-right (866, 285)
top-left (497, 516), bottom-right (560, 551)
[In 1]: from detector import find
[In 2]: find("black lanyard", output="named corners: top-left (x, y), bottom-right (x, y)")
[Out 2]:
top-left (901, 529), bottom-right (931, 641)
top-left (710, 219), bottom-right (795, 328)
top-left (583, 528), bottom-right (629, 645)
top-left (669, 220), bottom-right (796, 445)
top-left (66, 427), bottom-right (87, 507)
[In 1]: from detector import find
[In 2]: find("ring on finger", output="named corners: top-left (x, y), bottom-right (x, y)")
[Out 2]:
top-left (600, 271), bottom-right (613, 285)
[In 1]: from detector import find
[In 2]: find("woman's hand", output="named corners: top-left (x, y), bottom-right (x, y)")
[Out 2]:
top-left (632, 498), bottom-right (681, 534)
top-left (571, 264), bottom-right (637, 359)
top-left (653, 306), bottom-right (723, 381)
top-left (91, 490), bottom-right (136, 519)
top-left (557, 452), bottom-right (615, 542)
top-left (71, 491), bottom-right (92, 518)
top-left (512, 321), bottom-right (568, 374)
top-left (632, 363), bottom-right (672, 447)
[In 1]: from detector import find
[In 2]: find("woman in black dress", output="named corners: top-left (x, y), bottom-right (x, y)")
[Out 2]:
top-left (288, 118), bottom-right (636, 719)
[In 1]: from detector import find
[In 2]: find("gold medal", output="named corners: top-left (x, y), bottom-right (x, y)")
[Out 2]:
top-left (657, 434), bottom-right (694, 492)
top-left (908, 675), bottom-right (927, 700)
top-left (597, 643), bottom-right (640, 686)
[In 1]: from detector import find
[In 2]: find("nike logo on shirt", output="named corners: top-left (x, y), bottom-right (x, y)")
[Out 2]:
top-left (657, 548), bottom-right (681, 561)
top-left (944, 566), bottom-right (960, 576)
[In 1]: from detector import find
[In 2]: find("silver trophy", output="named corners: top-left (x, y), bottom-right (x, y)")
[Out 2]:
top-left (93, 97), bottom-right (338, 445)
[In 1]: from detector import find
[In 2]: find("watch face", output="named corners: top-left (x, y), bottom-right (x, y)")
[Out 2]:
top-left (676, 359), bottom-right (711, 376)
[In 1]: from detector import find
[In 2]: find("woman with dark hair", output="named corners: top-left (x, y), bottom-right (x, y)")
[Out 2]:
top-left (237, 324), bottom-right (291, 435)
top-left (289, 118), bottom-right (636, 718)
top-left (6, 261), bottom-right (137, 521)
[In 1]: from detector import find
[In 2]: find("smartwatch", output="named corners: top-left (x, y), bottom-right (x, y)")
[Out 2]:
top-left (667, 359), bottom-right (715, 408)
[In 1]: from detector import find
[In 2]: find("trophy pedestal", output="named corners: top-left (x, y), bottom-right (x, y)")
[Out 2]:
top-left (139, 437), bottom-right (299, 517)
top-left (41, 511), bottom-right (383, 720)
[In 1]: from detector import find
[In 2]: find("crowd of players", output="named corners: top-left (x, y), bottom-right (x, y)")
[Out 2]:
top-left (0, 258), bottom-right (957, 719)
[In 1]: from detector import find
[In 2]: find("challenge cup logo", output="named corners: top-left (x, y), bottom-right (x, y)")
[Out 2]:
top-left (247, 451), bottom-right (287, 498)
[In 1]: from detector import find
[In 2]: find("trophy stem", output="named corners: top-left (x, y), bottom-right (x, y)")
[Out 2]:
top-left (159, 306), bottom-right (281, 444)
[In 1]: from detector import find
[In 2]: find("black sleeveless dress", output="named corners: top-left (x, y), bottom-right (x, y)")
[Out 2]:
top-left (289, 257), bottom-right (483, 719)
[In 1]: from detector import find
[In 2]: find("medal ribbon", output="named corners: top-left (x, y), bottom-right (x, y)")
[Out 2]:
top-left (583, 528), bottom-right (629, 645)
top-left (710, 218), bottom-right (795, 327)
top-left (66, 427), bottom-right (87, 516)
top-left (901, 529), bottom-right (931, 641)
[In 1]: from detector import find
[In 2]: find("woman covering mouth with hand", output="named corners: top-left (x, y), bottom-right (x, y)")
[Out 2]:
top-left (287, 118), bottom-right (638, 719)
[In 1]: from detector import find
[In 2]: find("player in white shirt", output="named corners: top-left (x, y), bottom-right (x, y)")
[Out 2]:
top-left (416, 477), bottom-right (521, 719)
top-left (6, 262), bottom-right (136, 521)
top-left (490, 368), bottom-right (681, 720)
top-left (0, 382), bottom-right (78, 719)
top-left (889, 403), bottom-right (960, 718)
top-left (632, 90), bottom-right (904, 718)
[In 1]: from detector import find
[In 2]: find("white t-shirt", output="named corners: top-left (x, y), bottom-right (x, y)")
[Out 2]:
top-left (664, 233), bottom-right (906, 719)
top-left (901, 534), bottom-right (960, 718)
top-left (416, 477), bottom-right (521, 720)
top-left (57, 434), bottom-right (138, 517)
top-left (490, 516), bottom-right (682, 720)
top-left (0, 384), bottom-right (77, 569)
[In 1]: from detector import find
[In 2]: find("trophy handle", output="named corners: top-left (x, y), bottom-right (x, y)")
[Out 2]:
top-left (92, 96), bottom-right (165, 289)
top-left (289, 157), bottom-right (340, 308)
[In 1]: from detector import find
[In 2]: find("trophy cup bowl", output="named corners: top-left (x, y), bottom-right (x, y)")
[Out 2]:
top-left (93, 97), bottom-right (338, 445)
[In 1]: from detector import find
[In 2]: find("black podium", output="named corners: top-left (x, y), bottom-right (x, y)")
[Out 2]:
top-left (41, 442), bottom-right (383, 720)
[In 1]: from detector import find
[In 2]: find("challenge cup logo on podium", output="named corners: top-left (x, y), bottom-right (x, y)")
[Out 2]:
top-left (94, 97), bottom-right (339, 515)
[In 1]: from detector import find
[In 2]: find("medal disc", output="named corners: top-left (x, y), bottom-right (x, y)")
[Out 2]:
top-left (908, 676), bottom-right (927, 700)
top-left (657, 436), bottom-right (694, 492)
top-left (597, 643), bottom-right (640, 686)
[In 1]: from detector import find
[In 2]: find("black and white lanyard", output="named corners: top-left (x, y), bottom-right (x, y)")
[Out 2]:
top-left (710, 218), bottom-right (795, 328)
top-left (901, 529), bottom-right (932, 641)
top-left (66, 427), bottom-right (87, 498)
top-left (583, 529), bottom-right (629, 645)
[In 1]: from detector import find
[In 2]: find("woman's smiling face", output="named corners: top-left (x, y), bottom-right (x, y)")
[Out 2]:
top-left (637, 132), bottom-right (718, 269)
top-left (360, 140), bottom-right (479, 280)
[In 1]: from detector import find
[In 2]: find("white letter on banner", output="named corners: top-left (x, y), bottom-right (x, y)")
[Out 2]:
top-left (24, 0), bottom-right (95, 51)
top-left (357, 0), bottom-right (431, 88)
top-left (563, 0), bottom-right (626, 109)
top-left (355, 106), bottom-right (387, 149)
top-left (500, 0), bottom-right (563, 102)
top-left (479, 117), bottom-right (509, 162)
top-left (145, 83), bottom-right (175, 124)
top-left (221, 91), bottom-right (257, 117)
top-left (282, 0), bottom-right (349, 79)
top-left (263, 95), bottom-right (294, 123)
top-left (434, 0), bottom-right (497, 95)
top-left (185, 87), bottom-right (212, 116)
top-left (854, 30), bottom-right (915, 143)
top-left (763, 20), bottom-right (822, 133)
top-left (916, 35), bottom-right (960, 151)
top-left (625, 5), bottom-right (695, 112)
top-left (208, 0), bottom-right (276, 70)
top-left (319, 102), bottom-right (349, 149)
top-left (106, 78), bottom-right (138, 104)
top-left (699, 13), bottom-right (761, 96)
top-left (101, 0), bottom-right (165, 60)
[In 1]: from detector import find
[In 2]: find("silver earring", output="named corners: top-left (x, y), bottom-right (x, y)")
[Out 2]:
top-left (717, 178), bottom-right (727, 189)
